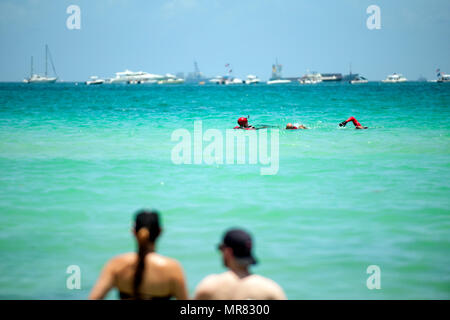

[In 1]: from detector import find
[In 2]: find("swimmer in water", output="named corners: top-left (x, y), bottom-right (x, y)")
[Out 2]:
top-left (234, 117), bottom-right (256, 130)
top-left (339, 117), bottom-right (368, 129)
top-left (286, 123), bottom-right (307, 130)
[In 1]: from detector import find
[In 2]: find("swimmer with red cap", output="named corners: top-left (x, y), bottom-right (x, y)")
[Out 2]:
top-left (339, 117), bottom-right (368, 129)
top-left (234, 117), bottom-right (256, 130)
top-left (286, 123), bottom-right (307, 130)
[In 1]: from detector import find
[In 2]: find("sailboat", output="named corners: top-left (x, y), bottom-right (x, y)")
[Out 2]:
top-left (23, 45), bottom-right (58, 83)
top-left (267, 59), bottom-right (291, 84)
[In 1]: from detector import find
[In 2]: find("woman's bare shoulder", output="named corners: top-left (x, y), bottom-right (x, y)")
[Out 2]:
top-left (106, 252), bottom-right (136, 268)
top-left (147, 254), bottom-right (184, 271)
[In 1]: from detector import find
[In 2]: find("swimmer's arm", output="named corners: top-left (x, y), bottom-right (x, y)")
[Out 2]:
top-left (88, 259), bottom-right (116, 300)
top-left (170, 261), bottom-right (188, 300)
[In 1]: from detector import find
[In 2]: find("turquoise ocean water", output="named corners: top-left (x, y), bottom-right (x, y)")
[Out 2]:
top-left (0, 82), bottom-right (449, 299)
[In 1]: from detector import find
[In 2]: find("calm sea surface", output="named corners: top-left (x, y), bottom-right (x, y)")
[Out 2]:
top-left (0, 82), bottom-right (449, 299)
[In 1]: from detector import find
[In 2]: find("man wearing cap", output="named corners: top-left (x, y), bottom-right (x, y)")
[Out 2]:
top-left (194, 228), bottom-right (286, 300)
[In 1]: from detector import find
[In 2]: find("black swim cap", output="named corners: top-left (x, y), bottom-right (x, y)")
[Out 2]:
top-left (218, 228), bottom-right (257, 265)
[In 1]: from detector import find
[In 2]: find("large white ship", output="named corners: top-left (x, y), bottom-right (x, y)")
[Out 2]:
top-left (108, 70), bottom-right (164, 84)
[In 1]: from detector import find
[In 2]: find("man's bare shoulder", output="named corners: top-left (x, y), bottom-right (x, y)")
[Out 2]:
top-left (244, 275), bottom-right (287, 300)
top-left (194, 272), bottom-right (232, 299)
top-left (197, 272), bottom-right (228, 288)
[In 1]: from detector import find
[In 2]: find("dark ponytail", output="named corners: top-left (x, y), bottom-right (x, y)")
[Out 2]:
top-left (133, 210), bottom-right (161, 299)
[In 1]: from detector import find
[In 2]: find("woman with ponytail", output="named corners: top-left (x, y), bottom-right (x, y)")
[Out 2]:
top-left (89, 210), bottom-right (188, 300)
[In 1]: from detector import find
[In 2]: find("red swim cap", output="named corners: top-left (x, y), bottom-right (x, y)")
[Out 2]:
top-left (238, 117), bottom-right (248, 126)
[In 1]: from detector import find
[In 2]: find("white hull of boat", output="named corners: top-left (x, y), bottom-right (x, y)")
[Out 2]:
top-left (299, 79), bottom-right (322, 84)
top-left (157, 79), bottom-right (185, 84)
top-left (350, 79), bottom-right (368, 84)
top-left (267, 79), bottom-right (291, 85)
top-left (24, 77), bottom-right (57, 83)
top-left (381, 79), bottom-right (407, 83)
top-left (245, 75), bottom-right (260, 84)
top-left (225, 79), bottom-right (244, 85)
top-left (382, 74), bottom-right (407, 83)
top-left (86, 80), bottom-right (105, 85)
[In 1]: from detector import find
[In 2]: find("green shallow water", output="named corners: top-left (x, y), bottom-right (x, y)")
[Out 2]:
top-left (0, 82), bottom-right (449, 299)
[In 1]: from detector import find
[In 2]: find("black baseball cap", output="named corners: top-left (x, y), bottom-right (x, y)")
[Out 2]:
top-left (218, 228), bottom-right (258, 265)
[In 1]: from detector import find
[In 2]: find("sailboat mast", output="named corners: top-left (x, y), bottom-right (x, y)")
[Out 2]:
top-left (46, 45), bottom-right (58, 78)
top-left (45, 44), bottom-right (48, 77)
top-left (31, 56), bottom-right (33, 77)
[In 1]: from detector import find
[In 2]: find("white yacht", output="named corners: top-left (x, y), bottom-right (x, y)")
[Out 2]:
top-left (157, 78), bottom-right (184, 84)
top-left (436, 69), bottom-right (450, 83)
top-left (157, 74), bottom-right (185, 84)
top-left (244, 75), bottom-right (260, 84)
top-left (108, 70), bottom-right (138, 83)
top-left (267, 60), bottom-right (291, 84)
top-left (23, 45), bottom-right (58, 83)
top-left (208, 75), bottom-right (243, 85)
top-left (209, 76), bottom-right (225, 84)
top-left (225, 78), bottom-right (244, 85)
top-left (437, 74), bottom-right (450, 83)
top-left (299, 72), bottom-right (322, 84)
top-left (350, 75), bottom-right (368, 84)
top-left (85, 76), bottom-right (105, 85)
top-left (382, 73), bottom-right (407, 83)
top-left (267, 79), bottom-right (291, 85)
top-left (108, 70), bottom-right (164, 84)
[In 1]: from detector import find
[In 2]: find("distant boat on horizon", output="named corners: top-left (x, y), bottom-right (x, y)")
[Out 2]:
top-left (157, 73), bottom-right (185, 84)
top-left (267, 79), bottom-right (291, 85)
top-left (435, 69), bottom-right (450, 83)
top-left (321, 73), bottom-right (342, 82)
top-left (108, 70), bottom-right (164, 84)
top-left (350, 75), bottom-right (368, 84)
top-left (299, 71), bottom-right (322, 84)
top-left (23, 45), bottom-right (58, 83)
top-left (382, 73), bottom-right (407, 83)
top-left (267, 59), bottom-right (291, 84)
top-left (209, 64), bottom-right (244, 85)
top-left (244, 75), bottom-right (261, 84)
top-left (85, 76), bottom-right (105, 85)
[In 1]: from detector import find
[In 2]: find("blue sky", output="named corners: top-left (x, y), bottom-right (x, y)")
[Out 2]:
top-left (0, 0), bottom-right (449, 81)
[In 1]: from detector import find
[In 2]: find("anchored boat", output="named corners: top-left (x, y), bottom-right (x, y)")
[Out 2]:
top-left (23, 45), bottom-right (58, 83)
